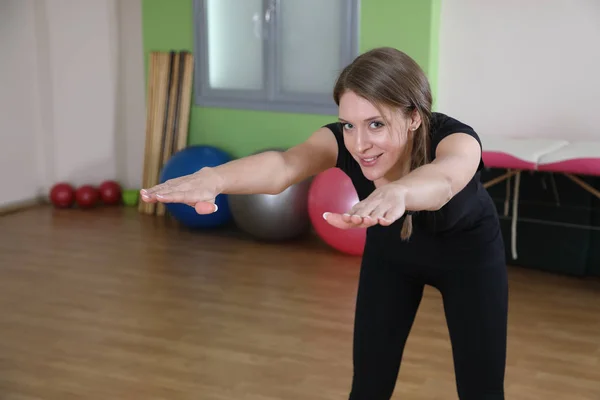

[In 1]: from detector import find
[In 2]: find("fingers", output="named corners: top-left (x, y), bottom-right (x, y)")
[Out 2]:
top-left (380, 205), bottom-right (406, 226)
top-left (150, 190), bottom-right (190, 203)
top-left (139, 177), bottom-right (219, 215)
top-left (323, 212), bottom-right (359, 229)
top-left (139, 172), bottom-right (220, 215)
top-left (348, 199), bottom-right (377, 220)
top-left (342, 201), bottom-right (392, 228)
top-left (155, 190), bottom-right (218, 214)
top-left (140, 190), bottom-right (157, 203)
top-left (140, 186), bottom-right (177, 202)
top-left (342, 213), bottom-right (368, 225)
top-left (142, 176), bottom-right (188, 197)
top-left (337, 185), bottom-right (408, 228)
top-left (324, 197), bottom-right (406, 229)
top-left (368, 202), bottom-right (406, 226)
top-left (141, 172), bottom-right (199, 199)
top-left (323, 213), bottom-right (378, 229)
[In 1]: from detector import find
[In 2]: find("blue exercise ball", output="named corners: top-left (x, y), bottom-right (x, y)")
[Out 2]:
top-left (159, 145), bottom-right (233, 229)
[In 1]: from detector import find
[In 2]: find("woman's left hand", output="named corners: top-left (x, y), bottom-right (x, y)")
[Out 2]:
top-left (323, 183), bottom-right (408, 229)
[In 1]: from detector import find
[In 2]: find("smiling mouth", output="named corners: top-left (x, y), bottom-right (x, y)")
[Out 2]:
top-left (359, 154), bottom-right (383, 166)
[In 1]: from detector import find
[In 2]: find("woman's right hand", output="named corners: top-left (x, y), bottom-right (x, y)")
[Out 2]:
top-left (139, 167), bottom-right (222, 214)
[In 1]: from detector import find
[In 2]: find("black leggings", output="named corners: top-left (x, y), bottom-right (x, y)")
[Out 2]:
top-left (348, 248), bottom-right (508, 399)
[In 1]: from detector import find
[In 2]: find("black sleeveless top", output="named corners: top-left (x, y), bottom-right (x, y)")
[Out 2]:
top-left (323, 112), bottom-right (504, 264)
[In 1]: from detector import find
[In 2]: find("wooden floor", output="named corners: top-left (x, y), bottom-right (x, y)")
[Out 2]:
top-left (0, 205), bottom-right (599, 400)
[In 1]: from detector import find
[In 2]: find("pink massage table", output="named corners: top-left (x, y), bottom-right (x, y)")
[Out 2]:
top-left (480, 136), bottom-right (600, 260)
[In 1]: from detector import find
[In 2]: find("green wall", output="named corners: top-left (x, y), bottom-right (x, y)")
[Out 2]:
top-left (141, 0), bottom-right (441, 158)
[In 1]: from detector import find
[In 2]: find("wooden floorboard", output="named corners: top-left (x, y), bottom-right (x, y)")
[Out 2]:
top-left (0, 205), bottom-right (598, 399)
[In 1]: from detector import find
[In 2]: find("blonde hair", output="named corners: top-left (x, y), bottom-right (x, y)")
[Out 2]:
top-left (333, 47), bottom-right (433, 240)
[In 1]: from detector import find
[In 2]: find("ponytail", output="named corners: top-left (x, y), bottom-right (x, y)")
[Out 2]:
top-left (400, 116), bottom-right (430, 241)
top-left (401, 214), bottom-right (413, 240)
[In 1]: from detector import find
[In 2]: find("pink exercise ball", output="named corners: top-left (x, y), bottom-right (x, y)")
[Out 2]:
top-left (308, 168), bottom-right (366, 256)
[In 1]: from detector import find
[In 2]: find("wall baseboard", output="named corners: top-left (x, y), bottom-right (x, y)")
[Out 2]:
top-left (0, 197), bottom-right (46, 216)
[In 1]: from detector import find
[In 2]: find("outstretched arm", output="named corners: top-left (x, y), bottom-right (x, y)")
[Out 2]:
top-left (140, 127), bottom-right (338, 214)
top-left (215, 126), bottom-right (338, 195)
top-left (325, 132), bottom-right (482, 228)
top-left (395, 132), bottom-right (482, 211)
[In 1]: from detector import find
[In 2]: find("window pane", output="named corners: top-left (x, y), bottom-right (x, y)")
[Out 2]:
top-left (206, 0), bottom-right (264, 90)
top-left (278, 0), bottom-right (344, 95)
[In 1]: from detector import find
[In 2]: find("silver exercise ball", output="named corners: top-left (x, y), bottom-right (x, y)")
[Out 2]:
top-left (228, 148), bottom-right (312, 241)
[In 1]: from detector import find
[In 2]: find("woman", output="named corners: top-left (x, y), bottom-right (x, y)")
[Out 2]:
top-left (141, 47), bottom-right (508, 400)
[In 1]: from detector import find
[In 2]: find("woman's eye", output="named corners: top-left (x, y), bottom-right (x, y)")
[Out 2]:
top-left (342, 123), bottom-right (354, 130)
top-left (370, 121), bottom-right (384, 129)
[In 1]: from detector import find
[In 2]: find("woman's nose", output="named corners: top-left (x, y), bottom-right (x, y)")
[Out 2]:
top-left (355, 131), bottom-right (372, 153)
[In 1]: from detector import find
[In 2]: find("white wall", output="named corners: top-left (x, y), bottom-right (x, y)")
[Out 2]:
top-left (115, 0), bottom-right (146, 191)
top-left (43, 0), bottom-right (120, 188)
top-left (0, 0), bottom-right (145, 209)
top-left (437, 0), bottom-right (600, 141)
top-left (0, 0), bottom-right (43, 207)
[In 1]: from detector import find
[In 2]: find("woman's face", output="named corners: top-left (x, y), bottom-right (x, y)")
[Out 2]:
top-left (338, 90), bottom-right (420, 184)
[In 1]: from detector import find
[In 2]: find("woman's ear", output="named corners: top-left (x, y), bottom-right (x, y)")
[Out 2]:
top-left (409, 109), bottom-right (422, 131)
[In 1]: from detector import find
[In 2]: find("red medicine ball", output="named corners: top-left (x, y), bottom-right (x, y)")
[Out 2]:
top-left (75, 185), bottom-right (99, 209)
top-left (49, 183), bottom-right (75, 208)
top-left (99, 180), bottom-right (122, 205)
